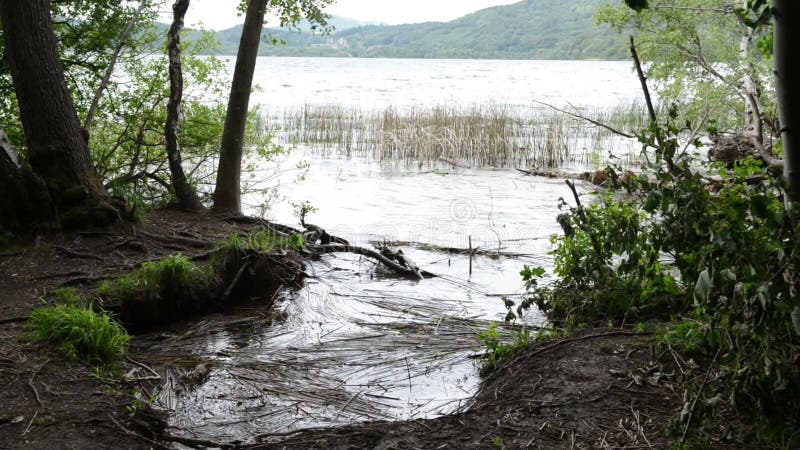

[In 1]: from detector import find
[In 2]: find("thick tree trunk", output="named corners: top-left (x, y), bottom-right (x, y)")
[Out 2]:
top-left (213, 0), bottom-right (268, 214)
top-left (774, 0), bottom-right (800, 202)
top-left (0, 130), bottom-right (56, 231)
top-left (0, 0), bottom-right (121, 228)
top-left (165, 0), bottom-right (204, 211)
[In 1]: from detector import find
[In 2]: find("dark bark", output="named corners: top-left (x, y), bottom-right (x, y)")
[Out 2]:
top-left (213, 0), bottom-right (269, 214)
top-left (0, 0), bottom-right (121, 228)
top-left (165, 0), bottom-right (204, 211)
top-left (774, 0), bottom-right (800, 202)
top-left (0, 130), bottom-right (56, 231)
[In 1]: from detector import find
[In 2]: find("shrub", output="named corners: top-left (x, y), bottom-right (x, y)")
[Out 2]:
top-left (27, 304), bottom-right (129, 363)
top-left (508, 114), bottom-right (800, 444)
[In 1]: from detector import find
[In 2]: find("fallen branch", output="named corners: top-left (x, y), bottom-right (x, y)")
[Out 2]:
top-left (0, 316), bottom-right (28, 325)
top-left (532, 99), bottom-right (637, 139)
top-left (309, 244), bottom-right (432, 280)
top-left (471, 330), bottom-right (654, 410)
top-left (220, 260), bottom-right (251, 303)
top-left (106, 413), bottom-right (168, 449)
top-left (681, 347), bottom-right (722, 443)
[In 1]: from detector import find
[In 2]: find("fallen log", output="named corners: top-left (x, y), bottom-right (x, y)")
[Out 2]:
top-left (225, 216), bottom-right (426, 280)
top-left (309, 244), bottom-right (433, 280)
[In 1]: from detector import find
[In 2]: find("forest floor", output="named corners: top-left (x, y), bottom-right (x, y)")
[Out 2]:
top-left (0, 210), bottom-right (680, 449)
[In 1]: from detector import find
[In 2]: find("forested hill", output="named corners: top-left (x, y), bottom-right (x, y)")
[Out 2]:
top-left (201, 0), bottom-right (628, 60)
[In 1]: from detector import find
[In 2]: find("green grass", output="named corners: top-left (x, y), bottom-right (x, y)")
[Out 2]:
top-left (51, 287), bottom-right (82, 305)
top-left (27, 304), bottom-right (130, 363)
top-left (98, 254), bottom-right (210, 302)
top-left (212, 230), bottom-right (304, 268)
top-left (97, 254), bottom-right (216, 328)
top-left (479, 322), bottom-right (533, 370)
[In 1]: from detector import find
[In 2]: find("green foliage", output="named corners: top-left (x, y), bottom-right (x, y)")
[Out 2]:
top-left (287, 233), bottom-right (306, 251)
top-left (596, 0), bottom-right (776, 134)
top-left (214, 229), bottom-right (300, 258)
top-left (491, 435), bottom-right (506, 449)
top-left (52, 287), bottom-right (82, 306)
top-left (478, 323), bottom-right (532, 370)
top-left (97, 254), bottom-right (212, 308)
top-left (293, 201), bottom-right (318, 222)
top-left (514, 111), bottom-right (800, 442)
top-left (27, 304), bottom-right (130, 363)
top-left (212, 230), bottom-right (304, 275)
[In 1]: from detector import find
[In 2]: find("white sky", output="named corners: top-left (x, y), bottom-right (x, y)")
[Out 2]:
top-left (164, 0), bottom-right (520, 29)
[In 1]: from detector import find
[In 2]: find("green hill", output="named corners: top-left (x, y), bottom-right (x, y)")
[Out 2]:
top-left (203, 0), bottom-right (627, 60)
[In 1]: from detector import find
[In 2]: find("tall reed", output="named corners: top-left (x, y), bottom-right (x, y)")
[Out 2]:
top-left (267, 101), bottom-right (649, 169)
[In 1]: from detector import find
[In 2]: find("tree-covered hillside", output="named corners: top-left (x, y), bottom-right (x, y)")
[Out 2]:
top-left (203, 0), bottom-right (628, 60)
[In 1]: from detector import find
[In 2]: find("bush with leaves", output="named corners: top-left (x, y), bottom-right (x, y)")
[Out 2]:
top-left (509, 112), bottom-right (800, 443)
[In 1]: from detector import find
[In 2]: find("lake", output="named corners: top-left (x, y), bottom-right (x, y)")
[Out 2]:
top-left (143, 57), bottom-right (645, 444)
top-left (245, 57), bottom-right (642, 110)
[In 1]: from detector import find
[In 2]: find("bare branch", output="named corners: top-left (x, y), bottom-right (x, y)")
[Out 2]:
top-left (629, 36), bottom-right (658, 125)
top-left (84, 1), bottom-right (150, 134)
top-left (531, 100), bottom-right (637, 139)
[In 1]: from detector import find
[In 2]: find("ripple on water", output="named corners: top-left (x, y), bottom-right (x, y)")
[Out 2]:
top-left (143, 153), bottom-right (585, 444)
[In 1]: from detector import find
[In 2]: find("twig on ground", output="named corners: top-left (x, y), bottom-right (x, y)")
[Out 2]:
top-left (681, 347), bottom-right (722, 443)
top-left (27, 359), bottom-right (49, 409)
top-left (106, 412), bottom-right (168, 449)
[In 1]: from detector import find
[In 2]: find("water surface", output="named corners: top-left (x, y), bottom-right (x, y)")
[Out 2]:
top-left (143, 57), bottom-right (640, 444)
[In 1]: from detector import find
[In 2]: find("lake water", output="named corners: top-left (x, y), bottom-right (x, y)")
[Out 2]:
top-left (246, 57), bottom-right (641, 110)
top-left (142, 57), bottom-right (644, 444)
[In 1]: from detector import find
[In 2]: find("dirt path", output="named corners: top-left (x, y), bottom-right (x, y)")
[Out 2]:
top-left (0, 211), bottom-right (678, 449)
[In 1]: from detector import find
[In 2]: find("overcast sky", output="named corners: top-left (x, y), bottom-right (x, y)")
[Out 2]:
top-left (164, 0), bottom-right (520, 29)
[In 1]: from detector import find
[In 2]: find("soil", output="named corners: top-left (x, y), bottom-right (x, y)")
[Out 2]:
top-left (0, 210), bottom-right (680, 449)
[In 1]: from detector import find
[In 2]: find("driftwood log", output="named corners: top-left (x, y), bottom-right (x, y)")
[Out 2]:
top-left (224, 215), bottom-right (431, 280)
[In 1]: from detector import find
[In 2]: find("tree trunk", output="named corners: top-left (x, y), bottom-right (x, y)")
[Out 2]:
top-left (738, 14), bottom-right (762, 145)
top-left (0, 0), bottom-right (121, 228)
top-left (213, 0), bottom-right (268, 214)
top-left (0, 130), bottom-right (56, 231)
top-left (165, 0), bottom-right (204, 211)
top-left (774, 0), bottom-right (800, 202)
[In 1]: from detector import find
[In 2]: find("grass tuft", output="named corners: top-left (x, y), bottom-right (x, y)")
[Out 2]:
top-left (27, 304), bottom-right (129, 363)
top-left (97, 254), bottom-right (215, 328)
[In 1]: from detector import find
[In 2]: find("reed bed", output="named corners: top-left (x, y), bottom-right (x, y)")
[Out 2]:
top-left (265, 101), bottom-right (650, 169)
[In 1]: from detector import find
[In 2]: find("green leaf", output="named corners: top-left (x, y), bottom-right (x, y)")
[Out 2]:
top-left (694, 269), bottom-right (712, 305)
top-left (757, 284), bottom-right (770, 309)
top-left (720, 268), bottom-right (737, 282)
top-left (792, 307), bottom-right (800, 336)
top-left (663, 274), bottom-right (682, 295)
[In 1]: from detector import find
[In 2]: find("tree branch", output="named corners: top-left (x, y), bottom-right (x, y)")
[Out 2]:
top-left (83, 1), bottom-right (150, 134)
top-left (532, 100), bottom-right (637, 139)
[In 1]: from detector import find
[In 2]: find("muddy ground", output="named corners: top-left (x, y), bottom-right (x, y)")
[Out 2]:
top-left (0, 210), bottom-right (680, 449)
